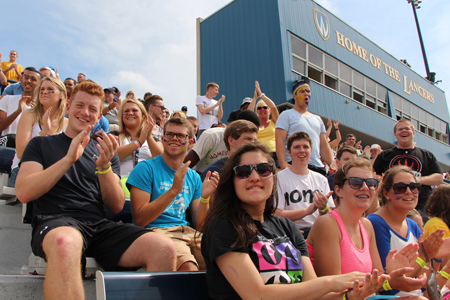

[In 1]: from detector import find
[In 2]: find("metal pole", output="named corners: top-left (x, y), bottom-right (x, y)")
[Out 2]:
top-left (409, 1), bottom-right (433, 82)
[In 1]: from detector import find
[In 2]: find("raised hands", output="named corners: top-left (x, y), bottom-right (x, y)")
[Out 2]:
top-left (171, 161), bottom-right (191, 195)
top-left (65, 125), bottom-right (94, 164)
top-left (40, 106), bottom-right (52, 136)
top-left (313, 190), bottom-right (332, 212)
top-left (201, 171), bottom-right (220, 199)
top-left (255, 81), bottom-right (262, 98)
top-left (95, 132), bottom-right (119, 170)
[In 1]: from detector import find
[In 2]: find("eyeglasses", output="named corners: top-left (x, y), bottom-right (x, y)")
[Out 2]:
top-left (123, 111), bottom-right (139, 116)
top-left (388, 182), bottom-right (422, 194)
top-left (396, 127), bottom-right (413, 132)
top-left (257, 106), bottom-right (269, 110)
top-left (340, 177), bottom-right (379, 191)
top-left (233, 163), bottom-right (274, 179)
top-left (164, 131), bottom-right (190, 142)
top-left (153, 104), bottom-right (166, 110)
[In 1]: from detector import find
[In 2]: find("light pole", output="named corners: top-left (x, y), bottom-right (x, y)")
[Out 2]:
top-left (406, 0), bottom-right (435, 83)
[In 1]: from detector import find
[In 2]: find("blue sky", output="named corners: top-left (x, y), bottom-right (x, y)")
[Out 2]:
top-left (2, 0), bottom-right (449, 116)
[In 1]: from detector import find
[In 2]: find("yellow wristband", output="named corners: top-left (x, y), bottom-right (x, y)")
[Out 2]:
top-left (320, 204), bottom-right (329, 213)
top-left (382, 279), bottom-right (392, 291)
top-left (200, 197), bottom-right (210, 203)
top-left (439, 271), bottom-right (450, 280)
top-left (342, 291), bottom-right (348, 300)
top-left (95, 165), bottom-right (111, 175)
top-left (416, 257), bottom-right (426, 269)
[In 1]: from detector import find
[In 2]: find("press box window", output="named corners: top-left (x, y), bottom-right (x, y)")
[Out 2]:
top-left (308, 66), bottom-right (322, 83)
top-left (293, 56), bottom-right (306, 75)
top-left (291, 35), bottom-right (306, 59)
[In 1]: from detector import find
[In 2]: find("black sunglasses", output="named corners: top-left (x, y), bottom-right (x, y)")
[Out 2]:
top-left (388, 182), bottom-right (422, 194)
top-left (341, 177), bottom-right (379, 191)
top-left (233, 163), bottom-right (274, 179)
top-left (257, 106), bottom-right (269, 110)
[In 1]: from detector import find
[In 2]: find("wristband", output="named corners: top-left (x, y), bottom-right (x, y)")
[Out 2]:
top-left (342, 291), bottom-right (347, 300)
top-left (433, 257), bottom-right (444, 263)
top-left (134, 140), bottom-right (141, 149)
top-left (416, 257), bottom-right (426, 269)
top-left (95, 165), bottom-right (112, 175)
top-left (382, 279), bottom-right (392, 291)
top-left (439, 271), bottom-right (450, 280)
top-left (200, 197), bottom-right (210, 203)
top-left (260, 93), bottom-right (265, 98)
top-left (334, 128), bottom-right (339, 131)
top-left (320, 204), bottom-right (329, 213)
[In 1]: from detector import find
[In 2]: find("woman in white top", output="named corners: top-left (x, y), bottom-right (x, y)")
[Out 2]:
top-left (117, 98), bottom-right (163, 179)
top-left (11, 76), bottom-right (68, 186)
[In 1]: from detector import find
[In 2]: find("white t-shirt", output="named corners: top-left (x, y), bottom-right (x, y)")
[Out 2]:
top-left (118, 136), bottom-right (153, 177)
top-left (196, 95), bottom-right (219, 130)
top-left (276, 168), bottom-right (335, 229)
top-left (191, 127), bottom-right (228, 173)
top-left (0, 95), bottom-right (31, 135)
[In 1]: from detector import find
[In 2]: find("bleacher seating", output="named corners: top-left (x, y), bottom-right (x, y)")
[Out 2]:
top-left (0, 146), bottom-right (16, 202)
top-left (95, 270), bottom-right (211, 300)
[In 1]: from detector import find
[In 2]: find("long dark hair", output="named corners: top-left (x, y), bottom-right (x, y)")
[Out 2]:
top-left (202, 142), bottom-right (277, 250)
top-left (425, 185), bottom-right (450, 230)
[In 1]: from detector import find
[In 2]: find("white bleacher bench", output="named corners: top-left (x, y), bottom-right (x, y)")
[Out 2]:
top-left (96, 270), bottom-right (212, 300)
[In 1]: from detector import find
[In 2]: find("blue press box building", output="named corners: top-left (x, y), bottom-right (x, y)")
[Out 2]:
top-left (196, 0), bottom-right (450, 170)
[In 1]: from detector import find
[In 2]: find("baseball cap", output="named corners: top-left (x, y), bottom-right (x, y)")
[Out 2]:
top-left (240, 97), bottom-right (252, 108)
top-left (103, 87), bottom-right (115, 95)
top-left (181, 106), bottom-right (188, 111)
top-left (370, 144), bottom-right (380, 150)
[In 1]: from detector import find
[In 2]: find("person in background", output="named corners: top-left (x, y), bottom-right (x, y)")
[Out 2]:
top-left (77, 73), bottom-right (86, 83)
top-left (1, 50), bottom-right (23, 83)
top-left (196, 82), bottom-right (225, 137)
top-left (181, 106), bottom-right (188, 115)
top-left (63, 78), bottom-right (77, 100)
top-left (248, 81), bottom-right (280, 168)
top-left (327, 146), bottom-right (358, 200)
top-left (125, 90), bottom-right (136, 100)
top-left (201, 141), bottom-right (382, 300)
top-left (227, 97), bottom-right (252, 123)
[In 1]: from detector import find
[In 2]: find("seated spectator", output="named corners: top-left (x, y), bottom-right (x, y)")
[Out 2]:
top-left (307, 158), bottom-right (427, 298)
top-left (275, 132), bottom-right (335, 238)
top-left (39, 67), bottom-right (56, 78)
top-left (125, 90), bottom-right (136, 100)
top-left (227, 97), bottom-right (252, 123)
top-left (11, 76), bottom-right (68, 187)
top-left (248, 81), bottom-right (280, 167)
top-left (407, 209), bottom-right (424, 232)
top-left (186, 116), bottom-right (198, 141)
top-left (117, 98), bottom-right (162, 177)
top-left (184, 110), bottom-right (260, 174)
top-left (102, 87), bottom-right (120, 135)
top-left (77, 72), bottom-right (86, 83)
top-left (0, 67), bottom-right (41, 145)
top-left (143, 95), bottom-right (166, 146)
top-left (63, 78), bottom-right (77, 100)
top-left (327, 146), bottom-right (358, 200)
top-left (201, 119), bottom-right (258, 182)
top-left (367, 166), bottom-right (449, 297)
top-left (2, 78), bottom-right (24, 96)
top-left (171, 110), bottom-right (186, 118)
top-left (201, 142), bottom-right (379, 300)
top-left (16, 81), bottom-right (177, 299)
top-left (1, 50), bottom-right (23, 83)
top-left (143, 92), bottom-right (152, 101)
top-left (127, 117), bottom-right (219, 271)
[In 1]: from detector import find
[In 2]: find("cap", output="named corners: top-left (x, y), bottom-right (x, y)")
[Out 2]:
top-left (240, 97), bottom-right (252, 108)
top-left (103, 87), bottom-right (115, 95)
top-left (370, 144), bottom-right (380, 150)
top-left (181, 106), bottom-right (188, 111)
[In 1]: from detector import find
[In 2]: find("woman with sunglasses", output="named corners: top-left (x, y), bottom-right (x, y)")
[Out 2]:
top-left (367, 166), bottom-right (447, 297)
top-left (11, 76), bottom-right (68, 186)
top-left (307, 158), bottom-right (427, 298)
top-left (201, 142), bottom-right (385, 300)
top-left (125, 90), bottom-right (136, 100)
top-left (247, 81), bottom-right (280, 167)
top-left (117, 99), bottom-right (163, 181)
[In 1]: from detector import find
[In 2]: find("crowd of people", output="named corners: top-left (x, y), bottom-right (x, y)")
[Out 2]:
top-left (1, 49), bottom-right (449, 300)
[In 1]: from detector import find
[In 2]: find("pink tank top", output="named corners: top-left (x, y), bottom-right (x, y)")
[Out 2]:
top-left (307, 210), bottom-right (372, 274)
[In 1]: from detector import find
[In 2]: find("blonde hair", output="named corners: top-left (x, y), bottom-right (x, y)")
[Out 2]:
top-left (30, 76), bottom-right (67, 133)
top-left (118, 98), bottom-right (149, 140)
top-left (125, 90), bottom-right (136, 100)
top-left (256, 100), bottom-right (268, 108)
top-left (171, 111), bottom-right (186, 118)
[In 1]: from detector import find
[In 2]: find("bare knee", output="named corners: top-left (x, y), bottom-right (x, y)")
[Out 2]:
top-left (178, 261), bottom-right (198, 271)
top-left (43, 227), bottom-right (83, 260)
top-left (141, 233), bottom-right (177, 271)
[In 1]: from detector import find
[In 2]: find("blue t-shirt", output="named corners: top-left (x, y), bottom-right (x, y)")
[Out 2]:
top-left (91, 116), bottom-right (109, 134)
top-left (275, 109), bottom-right (325, 167)
top-left (2, 83), bottom-right (23, 95)
top-left (126, 155), bottom-right (202, 229)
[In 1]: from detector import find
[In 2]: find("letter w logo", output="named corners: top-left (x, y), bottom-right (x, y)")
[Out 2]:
top-left (313, 9), bottom-right (330, 41)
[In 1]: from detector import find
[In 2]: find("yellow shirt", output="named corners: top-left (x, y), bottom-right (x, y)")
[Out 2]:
top-left (1, 61), bottom-right (23, 82)
top-left (424, 217), bottom-right (450, 239)
top-left (257, 120), bottom-right (276, 152)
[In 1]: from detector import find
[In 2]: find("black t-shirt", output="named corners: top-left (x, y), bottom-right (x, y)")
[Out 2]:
top-left (20, 133), bottom-right (121, 222)
top-left (201, 214), bottom-right (309, 300)
top-left (227, 109), bottom-right (241, 123)
top-left (373, 146), bottom-right (441, 210)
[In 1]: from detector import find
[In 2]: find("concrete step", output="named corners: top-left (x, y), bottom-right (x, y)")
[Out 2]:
top-left (0, 275), bottom-right (96, 300)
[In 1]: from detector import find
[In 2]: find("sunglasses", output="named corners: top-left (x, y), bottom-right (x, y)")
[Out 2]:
top-left (341, 177), bottom-right (379, 191)
top-left (153, 104), bottom-right (166, 110)
top-left (388, 182), bottom-right (422, 194)
top-left (257, 106), bottom-right (269, 110)
top-left (233, 163), bottom-right (274, 179)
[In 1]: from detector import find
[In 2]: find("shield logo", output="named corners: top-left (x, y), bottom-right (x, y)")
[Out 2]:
top-left (313, 9), bottom-right (330, 41)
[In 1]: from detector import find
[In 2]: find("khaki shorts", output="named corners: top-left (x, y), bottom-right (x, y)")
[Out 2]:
top-left (152, 225), bottom-right (205, 270)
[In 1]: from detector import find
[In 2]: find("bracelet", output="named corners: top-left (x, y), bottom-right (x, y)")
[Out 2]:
top-left (439, 271), bottom-right (450, 280)
top-left (382, 279), bottom-right (392, 291)
top-left (334, 128), bottom-right (339, 131)
top-left (320, 204), bottom-right (329, 213)
top-left (416, 257), bottom-right (427, 269)
top-left (260, 93), bottom-right (265, 98)
top-left (342, 291), bottom-right (348, 300)
top-left (200, 197), bottom-right (210, 203)
top-left (433, 257), bottom-right (444, 263)
top-left (95, 164), bottom-right (112, 175)
top-left (134, 140), bottom-right (141, 149)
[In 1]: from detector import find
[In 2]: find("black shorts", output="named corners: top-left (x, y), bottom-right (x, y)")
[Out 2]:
top-left (31, 215), bottom-right (151, 271)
